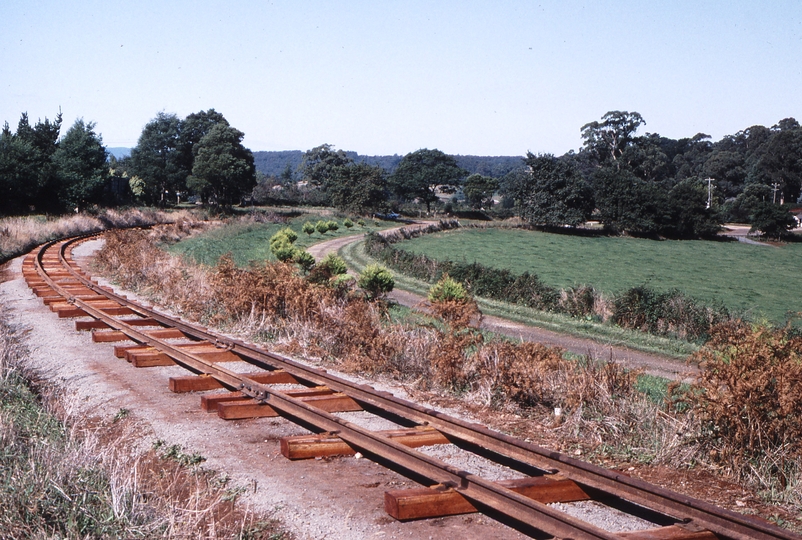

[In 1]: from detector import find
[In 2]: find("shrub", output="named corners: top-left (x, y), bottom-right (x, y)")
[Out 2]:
top-left (343, 218), bottom-right (354, 228)
top-left (358, 264), bottom-right (394, 300)
top-left (271, 241), bottom-right (298, 262)
top-left (475, 341), bottom-right (567, 408)
top-left (428, 275), bottom-right (482, 329)
top-left (277, 226), bottom-right (298, 243)
top-left (559, 285), bottom-right (598, 318)
top-left (327, 220), bottom-right (339, 232)
top-left (302, 221), bottom-right (315, 235)
top-left (613, 286), bottom-right (728, 342)
top-left (295, 250), bottom-right (316, 273)
top-left (357, 219), bottom-right (366, 227)
top-left (315, 220), bottom-right (329, 234)
top-left (269, 228), bottom-right (297, 249)
top-left (688, 321), bottom-right (802, 478)
top-left (307, 253), bottom-right (348, 285)
top-left (428, 274), bottom-right (468, 303)
top-left (319, 253), bottom-right (347, 275)
top-left (269, 230), bottom-right (299, 262)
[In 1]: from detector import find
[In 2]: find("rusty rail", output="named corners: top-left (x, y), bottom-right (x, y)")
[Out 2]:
top-left (23, 234), bottom-right (801, 540)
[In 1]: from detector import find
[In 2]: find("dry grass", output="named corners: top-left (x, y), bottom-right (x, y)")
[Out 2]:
top-left (93, 230), bottom-right (674, 451)
top-left (0, 208), bottom-right (206, 265)
top-left (680, 320), bottom-right (802, 505)
top-left (92, 228), bottom-right (802, 515)
top-left (0, 311), bottom-right (288, 539)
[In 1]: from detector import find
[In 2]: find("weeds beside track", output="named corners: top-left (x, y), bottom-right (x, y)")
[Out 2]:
top-left (29, 233), bottom-right (801, 539)
top-left (0, 310), bottom-right (288, 539)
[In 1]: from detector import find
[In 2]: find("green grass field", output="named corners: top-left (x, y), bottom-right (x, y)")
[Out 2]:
top-left (395, 228), bottom-right (802, 324)
top-left (340, 240), bottom-right (699, 358)
top-left (168, 214), bottom-right (388, 267)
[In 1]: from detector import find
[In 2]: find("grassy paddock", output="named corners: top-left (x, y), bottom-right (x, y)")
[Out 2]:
top-left (394, 228), bottom-right (802, 324)
top-left (340, 239), bottom-right (697, 358)
top-left (169, 212), bottom-right (392, 267)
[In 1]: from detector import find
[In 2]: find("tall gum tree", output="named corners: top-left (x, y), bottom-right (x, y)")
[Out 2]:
top-left (53, 119), bottom-right (108, 211)
top-left (130, 112), bottom-right (186, 205)
top-left (390, 148), bottom-right (466, 213)
top-left (188, 123), bottom-right (255, 207)
top-left (581, 111), bottom-right (645, 169)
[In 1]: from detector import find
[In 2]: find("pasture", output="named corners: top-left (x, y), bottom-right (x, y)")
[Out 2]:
top-left (169, 215), bottom-right (383, 267)
top-left (395, 228), bottom-right (802, 324)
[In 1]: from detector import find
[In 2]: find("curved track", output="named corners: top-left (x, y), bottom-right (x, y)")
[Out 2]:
top-left (21, 234), bottom-right (801, 540)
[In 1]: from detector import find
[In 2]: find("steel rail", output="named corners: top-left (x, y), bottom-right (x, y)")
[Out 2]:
top-left (35, 237), bottom-right (620, 540)
top-left (33, 235), bottom-right (802, 540)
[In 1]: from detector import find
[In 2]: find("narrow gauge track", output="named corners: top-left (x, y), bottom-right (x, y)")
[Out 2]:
top-left (22, 234), bottom-right (800, 540)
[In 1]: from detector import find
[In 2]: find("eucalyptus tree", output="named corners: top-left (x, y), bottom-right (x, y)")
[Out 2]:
top-left (52, 119), bottom-right (108, 211)
top-left (390, 148), bottom-right (466, 212)
top-left (130, 112), bottom-right (186, 204)
top-left (188, 123), bottom-right (255, 207)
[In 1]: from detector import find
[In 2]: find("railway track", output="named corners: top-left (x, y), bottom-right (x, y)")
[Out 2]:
top-left (21, 233), bottom-right (801, 540)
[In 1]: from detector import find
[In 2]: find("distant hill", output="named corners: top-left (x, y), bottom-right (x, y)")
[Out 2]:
top-left (108, 147), bottom-right (523, 177)
top-left (253, 150), bottom-right (304, 177)
top-left (107, 147), bottom-right (131, 159)
top-left (252, 150), bottom-right (524, 178)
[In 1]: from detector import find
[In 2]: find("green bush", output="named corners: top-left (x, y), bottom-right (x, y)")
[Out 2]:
top-left (269, 229), bottom-right (300, 262)
top-left (294, 250), bottom-right (316, 273)
top-left (269, 228), bottom-right (296, 248)
top-left (343, 218), bottom-right (354, 228)
top-left (315, 220), bottom-right (329, 234)
top-left (278, 227), bottom-right (298, 243)
top-left (319, 253), bottom-right (348, 275)
top-left (357, 219), bottom-right (366, 227)
top-left (302, 221), bottom-right (315, 236)
top-left (307, 253), bottom-right (349, 286)
top-left (327, 220), bottom-right (339, 232)
top-left (612, 286), bottom-right (729, 342)
top-left (358, 264), bottom-right (394, 299)
top-left (428, 275), bottom-right (468, 303)
top-left (271, 239), bottom-right (298, 262)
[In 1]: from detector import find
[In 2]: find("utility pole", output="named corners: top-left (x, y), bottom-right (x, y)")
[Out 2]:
top-left (705, 177), bottom-right (714, 209)
top-left (771, 182), bottom-right (781, 204)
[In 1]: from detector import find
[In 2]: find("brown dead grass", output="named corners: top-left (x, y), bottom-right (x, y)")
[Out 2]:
top-left (93, 230), bottom-right (673, 449)
top-left (681, 320), bottom-right (802, 504)
top-left (92, 227), bottom-right (802, 516)
top-left (0, 208), bottom-right (206, 265)
top-left (0, 310), bottom-right (287, 539)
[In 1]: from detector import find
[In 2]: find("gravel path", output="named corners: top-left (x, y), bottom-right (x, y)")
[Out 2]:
top-left (310, 230), bottom-right (696, 381)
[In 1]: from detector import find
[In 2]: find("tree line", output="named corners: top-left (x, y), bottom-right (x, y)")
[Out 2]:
top-left (3, 107), bottom-right (799, 238)
top-left (255, 111), bottom-right (800, 238)
top-left (0, 109), bottom-right (256, 215)
top-left (509, 111), bottom-right (801, 238)
top-left (124, 109), bottom-right (255, 207)
top-left (252, 150), bottom-right (521, 180)
top-left (0, 112), bottom-right (108, 214)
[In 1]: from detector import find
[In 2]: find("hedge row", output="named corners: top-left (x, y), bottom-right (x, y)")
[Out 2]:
top-left (364, 230), bottom-right (730, 342)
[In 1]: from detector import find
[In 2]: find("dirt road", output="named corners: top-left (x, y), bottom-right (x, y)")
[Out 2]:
top-left (311, 229), bottom-right (697, 381)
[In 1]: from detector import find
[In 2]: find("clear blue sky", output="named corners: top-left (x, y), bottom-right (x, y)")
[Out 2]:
top-left (2, 1), bottom-right (800, 157)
